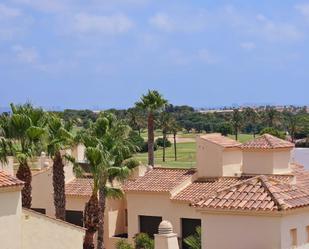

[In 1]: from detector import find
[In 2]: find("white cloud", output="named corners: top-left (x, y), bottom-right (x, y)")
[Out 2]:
top-left (295, 4), bottom-right (309, 19)
top-left (73, 13), bottom-right (134, 34)
top-left (149, 11), bottom-right (208, 33)
top-left (197, 49), bottom-right (219, 64)
top-left (12, 45), bottom-right (39, 64)
top-left (0, 3), bottom-right (21, 18)
top-left (240, 42), bottom-right (256, 50)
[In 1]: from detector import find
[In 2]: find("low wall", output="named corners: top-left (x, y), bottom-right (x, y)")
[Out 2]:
top-left (22, 209), bottom-right (85, 249)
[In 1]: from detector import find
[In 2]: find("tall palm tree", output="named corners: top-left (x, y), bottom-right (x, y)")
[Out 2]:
top-left (135, 90), bottom-right (167, 166)
top-left (231, 109), bottom-right (242, 141)
top-left (46, 115), bottom-right (74, 220)
top-left (78, 112), bottom-right (137, 249)
top-left (8, 103), bottom-right (46, 208)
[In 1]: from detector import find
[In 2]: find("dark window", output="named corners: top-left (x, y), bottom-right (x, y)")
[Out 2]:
top-left (139, 215), bottom-right (162, 238)
top-left (65, 210), bottom-right (83, 227)
top-left (181, 218), bottom-right (201, 249)
top-left (31, 208), bottom-right (46, 215)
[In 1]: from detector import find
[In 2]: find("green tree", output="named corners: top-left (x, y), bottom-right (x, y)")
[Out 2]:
top-left (5, 103), bottom-right (46, 208)
top-left (127, 107), bottom-right (146, 136)
top-left (231, 109), bottom-right (242, 141)
top-left (78, 112), bottom-right (137, 249)
top-left (184, 226), bottom-right (201, 249)
top-left (263, 106), bottom-right (280, 127)
top-left (135, 90), bottom-right (168, 166)
top-left (46, 115), bottom-right (74, 220)
top-left (260, 127), bottom-right (285, 139)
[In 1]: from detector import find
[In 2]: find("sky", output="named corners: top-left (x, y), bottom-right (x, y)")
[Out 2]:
top-left (0, 0), bottom-right (309, 109)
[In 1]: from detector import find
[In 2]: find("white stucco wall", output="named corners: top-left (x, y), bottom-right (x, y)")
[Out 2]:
top-left (0, 188), bottom-right (23, 249)
top-left (281, 211), bottom-right (309, 249)
top-left (0, 157), bottom-right (14, 176)
top-left (243, 151), bottom-right (274, 174)
top-left (196, 137), bottom-right (223, 177)
top-left (202, 213), bottom-right (281, 249)
top-left (126, 192), bottom-right (200, 241)
top-left (31, 167), bottom-right (54, 217)
top-left (22, 209), bottom-right (84, 249)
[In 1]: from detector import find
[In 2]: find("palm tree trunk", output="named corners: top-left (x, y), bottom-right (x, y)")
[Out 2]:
top-left (16, 161), bottom-right (32, 208)
top-left (83, 193), bottom-right (99, 249)
top-left (173, 132), bottom-right (177, 161)
top-left (148, 112), bottom-right (154, 166)
top-left (97, 187), bottom-right (106, 249)
top-left (53, 151), bottom-right (66, 220)
top-left (163, 132), bottom-right (166, 162)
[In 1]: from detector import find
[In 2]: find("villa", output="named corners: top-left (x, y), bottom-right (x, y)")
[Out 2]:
top-left (1, 133), bottom-right (309, 249)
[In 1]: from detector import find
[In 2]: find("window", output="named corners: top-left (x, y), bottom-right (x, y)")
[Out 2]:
top-left (290, 228), bottom-right (297, 248)
top-left (181, 218), bottom-right (201, 249)
top-left (139, 215), bottom-right (162, 238)
top-left (125, 209), bottom-right (128, 227)
top-left (65, 210), bottom-right (83, 227)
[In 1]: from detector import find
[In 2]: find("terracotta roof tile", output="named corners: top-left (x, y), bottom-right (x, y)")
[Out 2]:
top-left (200, 134), bottom-right (242, 148)
top-left (0, 170), bottom-right (24, 189)
top-left (193, 175), bottom-right (309, 211)
top-left (241, 134), bottom-right (294, 150)
top-left (171, 175), bottom-right (292, 203)
top-left (65, 178), bottom-right (93, 197)
top-left (123, 168), bottom-right (196, 193)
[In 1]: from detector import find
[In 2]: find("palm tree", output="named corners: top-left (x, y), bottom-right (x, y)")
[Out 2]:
top-left (8, 103), bottom-right (46, 208)
top-left (243, 107), bottom-right (260, 138)
top-left (135, 90), bottom-right (167, 166)
top-left (170, 119), bottom-right (181, 161)
top-left (78, 112), bottom-right (137, 249)
top-left (231, 109), bottom-right (242, 141)
top-left (46, 115), bottom-right (74, 220)
top-left (159, 112), bottom-right (173, 162)
top-left (184, 226), bottom-right (201, 249)
top-left (263, 106), bottom-right (280, 127)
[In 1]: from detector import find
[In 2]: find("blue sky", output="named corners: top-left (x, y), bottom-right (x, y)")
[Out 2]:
top-left (0, 0), bottom-right (309, 109)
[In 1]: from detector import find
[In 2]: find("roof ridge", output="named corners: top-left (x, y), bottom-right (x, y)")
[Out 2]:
top-left (257, 175), bottom-right (286, 211)
top-left (263, 134), bottom-right (275, 149)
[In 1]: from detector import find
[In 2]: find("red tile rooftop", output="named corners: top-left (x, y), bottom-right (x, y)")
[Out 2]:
top-left (123, 168), bottom-right (196, 193)
top-left (241, 134), bottom-right (294, 150)
top-left (65, 178), bottom-right (93, 197)
top-left (193, 175), bottom-right (309, 211)
top-left (200, 134), bottom-right (242, 148)
top-left (0, 170), bottom-right (24, 189)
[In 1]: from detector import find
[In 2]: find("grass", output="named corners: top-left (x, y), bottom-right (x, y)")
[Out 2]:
top-left (134, 142), bottom-right (196, 168)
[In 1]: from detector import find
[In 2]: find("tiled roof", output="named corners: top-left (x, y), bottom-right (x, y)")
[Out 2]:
top-left (0, 170), bottom-right (24, 189)
top-left (241, 134), bottom-right (294, 150)
top-left (200, 134), bottom-right (241, 148)
top-left (172, 178), bottom-right (243, 202)
top-left (123, 168), bottom-right (196, 193)
top-left (193, 175), bottom-right (309, 211)
top-left (172, 175), bottom-right (292, 203)
top-left (65, 178), bottom-right (93, 197)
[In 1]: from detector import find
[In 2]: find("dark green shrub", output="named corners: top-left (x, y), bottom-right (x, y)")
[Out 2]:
top-left (122, 158), bottom-right (140, 169)
top-left (141, 141), bottom-right (158, 153)
top-left (156, 137), bottom-right (172, 147)
top-left (129, 131), bottom-right (145, 152)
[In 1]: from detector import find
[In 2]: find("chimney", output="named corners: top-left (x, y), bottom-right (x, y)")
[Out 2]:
top-left (155, 221), bottom-right (179, 249)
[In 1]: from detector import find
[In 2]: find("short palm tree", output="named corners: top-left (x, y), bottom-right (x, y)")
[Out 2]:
top-left (78, 112), bottom-right (137, 249)
top-left (135, 90), bottom-right (167, 166)
top-left (170, 118), bottom-right (181, 161)
top-left (46, 115), bottom-right (74, 220)
top-left (7, 103), bottom-right (46, 208)
top-left (184, 226), bottom-right (201, 249)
